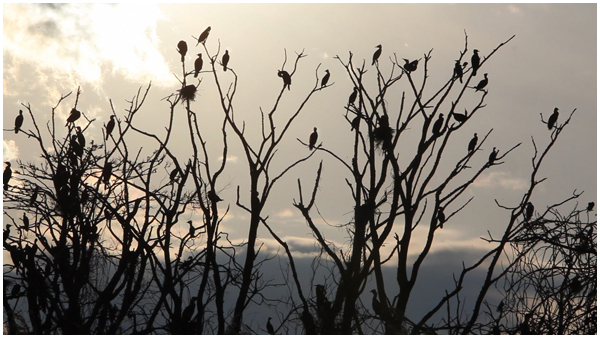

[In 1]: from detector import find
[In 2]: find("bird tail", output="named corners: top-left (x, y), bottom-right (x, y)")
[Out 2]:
top-left (472, 69), bottom-right (477, 77)
top-left (14, 129), bottom-right (18, 134)
top-left (223, 65), bottom-right (227, 72)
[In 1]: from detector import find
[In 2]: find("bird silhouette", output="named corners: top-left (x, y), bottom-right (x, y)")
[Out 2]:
top-left (208, 190), bottom-right (222, 203)
top-left (432, 113), bottom-right (444, 137)
top-left (348, 87), bottom-right (358, 106)
top-left (497, 300), bottom-right (504, 313)
top-left (524, 202), bottom-right (534, 221)
top-left (351, 114), bottom-right (361, 131)
top-left (452, 109), bottom-right (468, 123)
top-left (438, 209), bottom-right (446, 228)
top-left (70, 135), bottom-right (83, 157)
top-left (266, 317), bottom-right (275, 335)
top-left (188, 220), bottom-right (195, 238)
top-left (277, 70), bottom-right (291, 90)
top-left (170, 167), bottom-right (180, 181)
top-left (309, 127), bottom-right (318, 150)
top-left (372, 44), bottom-right (382, 65)
top-left (30, 187), bottom-right (38, 206)
top-left (14, 110), bottom-right (24, 134)
top-left (22, 213), bottom-right (29, 231)
top-left (4, 162), bottom-right (12, 191)
top-left (106, 115), bottom-right (116, 140)
top-left (488, 147), bottom-right (498, 165)
top-left (547, 107), bottom-right (559, 130)
top-left (194, 53), bottom-right (203, 78)
top-left (370, 289), bottom-right (384, 317)
top-left (468, 133), bottom-right (478, 153)
top-left (182, 296), bottom-right (198, 323)
top-left (453, 60), bottom-right (463, 83)
top-left (65, 108), bottom-right (81, 126)
top-left (76, 126), bottom-right (86, 148)
top-left (102, 161), bottom-right (112, 186)
top-left (195, 26), bottom-right (211, 46)
top-left (403, 58), bottom-right (419, 72)
top-left (177, 40), bottom-right (188, 62)
top-left (471, 49), bottom-right (480, 76)
top-left (222, 50), bottom-right (230, 72)
top-left (587, 202), bottom-right (594, 212)
top-left (475, 73), bottom-right (488, 91)
top-left (321, 69), bottom-right (330, 88)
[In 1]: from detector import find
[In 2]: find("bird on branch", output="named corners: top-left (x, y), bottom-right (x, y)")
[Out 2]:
top-left (321, 69), bottom-right (330, 88)
top-left (432, 113), bottom-right (445, 137)
top-left (65, 108), bottom-right (81, 126)
top-left (222, 50), bottom-right (230, 72)
top-left (372, 44), bottom-right (382, 65)
top-left (437, 209), bottom-right (446, 228)
top-left (106, 115), bottom-right (116, 140)
top-left (453, 60), bottom-right (463, 83)
top-left (468, 133), bottom-right (478, 154)
top-left (102, 161), bottom-right (113, 186)
top-left (208, 190), bottom-right (222, 203)
top-left (587, 202), bottom-right (594, 212)
top-left (4, 162), bottom-right (12, 191)
top-left (547, 107), bottom-right (559, 130)
top-left (194, 53), bottom-right (203, 78)
top-left (76, 126), bottom-right (86, 148)
top-left (403, 58), bottom-right (419, 73)
top-left (14, 110), bottom-right (24, 134)
top-left (177, 40), bottom-right (188, 62)
top-left (475, 73), bottom-right (488, 91)
top-left (277, 70), bottom-right (291, 90)
top-left (348, 87), bottom-right (358, 106)
top-left (195, 26), bottom-right (211, 46)
top-left (524, 202), bottom-right (534, 222)
top-left (452, 109), bottom-right (468, 123)
top-left (266, 317), bottom-right (275, 335)
top-left (471, 49), bottom-right (480, 76)
top-left (488, 147), bottom-right (498, 166)
top-left (309, 127), bottom-right (318, 150)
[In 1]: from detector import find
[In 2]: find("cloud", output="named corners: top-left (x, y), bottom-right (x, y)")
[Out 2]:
top-left (473, 171), bottom-right (528, 190)
top-left (3, 140), bottom-right (19, 162)
top-left (3, 3), bottom-right (174, 102)
top-left (276, 208), bottom-right (295, 218)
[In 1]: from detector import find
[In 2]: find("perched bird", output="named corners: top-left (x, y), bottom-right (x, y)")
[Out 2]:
top-left (468, 133), bottom-right (478, 153)
top-left (372, 44), bottom-right (382, 65)
top-left (208, 190), bottom-right (223, 203)
top-left (471, 49), bottom-right (480, 76)
top-left (432, 113), bottom-right (444, 137)
top-left (547, 107), bottom-right (559, 130)
top-left (569, 276), bottom-right (583, 294)
top-left (348, 87), bottom-right (358, 106)
top-left (170, 167), bottom-right (180, 181)
top-left (587, 202), bottom-right (594, 212)
top-left (497, 300), bottom-right (504, 313)
top-left (30, 187), bottom-right (38, 206)
top-left (76, 126), bottom-right (86, 148)
top-left (194, 53), bottom-right (203, 78)
top-left (188, 220), bottom-right (195, 238)
top-left (438, 209), bottom-right (446, 228)
top-left (102, 161), bottom-right (113, 186)
top-left (403, 58), bottom-right (419, 72)
top-left (277, 70), bottom-right (291, 90)
top-left (222, 50), bottom-right (230, 72)
top-left (309, 127), bottom-right (318, 150)
top-left (370, 289), bottom-right (384, 316)
top-left (452, 109), bottom-right (468, 123)
top-left (351, 114), bottom-right (361, 131)
top-left (475, 73), bottom-right (488, 91)
top-left (4, 162), bottom-right (12, 191)
top-left (106, 115), bottom-right (116, 140)
top-left (14, 110), bottom-right (24, 134)
top-left (70, 135), bottom-right (83, 157)
top-left (524, 202), bottom-right (534, 221)
top-left (321, 69), bottom-right (330, 88)
top-left (195, 26), bottom-right (211, 46)
top-left (488, 147), bottom-right (498, 166)
top-left (182, 296), bottom-right (198, 323)
top-left (266, 317), bottom-right (275, 335)
top-left (65, 108), bottom-right (81, 126)
top-left (22, 213), bottom-right (29, 232)
top-left (177, 40), bottom-right (188, 62)
top-left (453, 60), bottom-right (463, 83)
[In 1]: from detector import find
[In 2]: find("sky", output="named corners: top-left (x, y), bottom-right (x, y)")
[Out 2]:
top-left (2, 2), bottom-right (597, 326)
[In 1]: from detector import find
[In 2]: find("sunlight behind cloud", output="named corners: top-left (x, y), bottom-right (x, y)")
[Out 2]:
top-left (3, 3), bottom-right (173, 99)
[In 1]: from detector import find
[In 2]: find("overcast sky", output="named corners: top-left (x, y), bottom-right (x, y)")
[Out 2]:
top-left (2, 2), bottom-right (597, 324)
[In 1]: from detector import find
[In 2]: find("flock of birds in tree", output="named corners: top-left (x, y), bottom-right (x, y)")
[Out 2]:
top-left (2, 31), bottom-right (593, 333)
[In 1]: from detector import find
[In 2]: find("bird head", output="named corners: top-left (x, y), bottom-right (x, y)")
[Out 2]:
top-left (376, 44), bottom-right (382, 48)
top-left (554, 107), bottom-right (559, 113)
top-left (484, 73), bottom-right (488, 77)
top-left (371, 289), bottom-right (377, 295)
top-left (473, 49), bottom-right (479, 53)
top-left (402, 58), bottom-right (409, 63)
top-left (314, 127), bottom-right (317, 132)
top-left (325, 69), bottom-right (329, 73)
top-left (4, 162), bottom-right (10, 167)
top-left (440, 113), bottom-right (444, 118)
